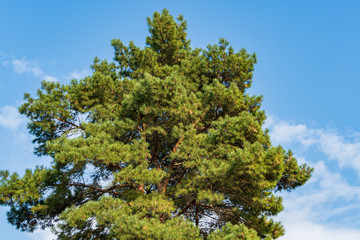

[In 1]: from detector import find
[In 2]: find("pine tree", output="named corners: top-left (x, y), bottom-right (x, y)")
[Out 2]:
top-left (0, 9), bottom-right (312, 239)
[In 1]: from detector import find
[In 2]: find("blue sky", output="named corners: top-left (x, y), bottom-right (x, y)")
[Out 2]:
top-left (0, 1), bottom-right (360, 239)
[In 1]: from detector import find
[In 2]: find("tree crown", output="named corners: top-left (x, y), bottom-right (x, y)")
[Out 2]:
top-left (0, 9), bottom-right (312, 239)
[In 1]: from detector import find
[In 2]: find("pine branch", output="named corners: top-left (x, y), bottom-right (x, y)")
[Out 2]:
top-left (56, 116), bottom-right (82, 129)
top-left (68, 183), bottom-right (128, 195)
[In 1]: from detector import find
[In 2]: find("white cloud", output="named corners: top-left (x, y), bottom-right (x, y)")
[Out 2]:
top-left (0, 105), bottom-right (25, 130)
top-left (1, 54), bottom-right (92, 83)
top-left (318, 132), bottom-right (360, 170)
top-left (28, 228), bottom-right (55, 240)
top-left (11, 57), bottom-right (43, 76)
top-left (277, 160), bottom-right (360, 239)
top-left (68, 69), bottom-right (91, 80)
top-left (280, 220), bottom-right (360, 240)
top-left (43, 74), bottom-right (58, 82)
top-left (266, 117), bottom-right (360, 239)
top-left (267, 118), bottom-right (360, 176)
top-left (271, 122), bottom-right (317, 147)
top-left (282, 161), bottom-right (360, 212)
top-left (3, 57), bottom-right (58, 82)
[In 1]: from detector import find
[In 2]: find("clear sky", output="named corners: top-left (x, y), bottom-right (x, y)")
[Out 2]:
top-left (0, 1), bottom-right (360, 239)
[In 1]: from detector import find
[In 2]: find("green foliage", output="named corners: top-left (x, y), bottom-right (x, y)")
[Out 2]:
top-left (208, 223), bottom-right (272, 240)
top-left (0, 9), bottom-right (312, 239)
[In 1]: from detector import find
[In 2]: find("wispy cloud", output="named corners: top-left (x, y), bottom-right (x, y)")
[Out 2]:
top-left (43, 74), bottom-right (58, 82)
top-left (11, 58), bottom-right (43, 76)
top-left (2, 57), bottom-right (58, 82)
top-left (28, 228), bottom-right (55, 240)
top-left (280, 161), bottom-right (360, 218)
top-left (280, 220), bottom-right (360, 240)
top-left (68, 69), bottom-right (91, 80)
top-left (1, 54), bottom-right (92, 83)
top-left (267, 117), bottom-right (360, 175)
top-left (0, 105), bottom-right (25, 130)
top-left (266, 116), bottom-right (360, 239)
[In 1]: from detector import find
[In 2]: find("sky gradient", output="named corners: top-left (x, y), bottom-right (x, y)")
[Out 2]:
top-left (0, 1), bottom-right (360, 239)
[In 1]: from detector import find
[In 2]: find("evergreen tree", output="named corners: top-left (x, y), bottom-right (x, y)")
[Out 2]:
top-left (0, 9), bottom-right (312, 239)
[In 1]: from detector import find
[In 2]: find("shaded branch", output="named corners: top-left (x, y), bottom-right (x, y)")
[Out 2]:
top-left (68, 183), bottom-right (128, 195)
top-left (56, 116), bottom-right (82, 129)
top-left (175, 199), bottom-right (196, 217)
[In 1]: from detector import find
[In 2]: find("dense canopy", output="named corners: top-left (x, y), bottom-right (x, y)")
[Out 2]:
top-left (0, 9), bottom-right (312, 239)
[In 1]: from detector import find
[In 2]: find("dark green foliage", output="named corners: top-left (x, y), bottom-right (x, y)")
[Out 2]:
top-left (0, 9), bottom-right (312, 239)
